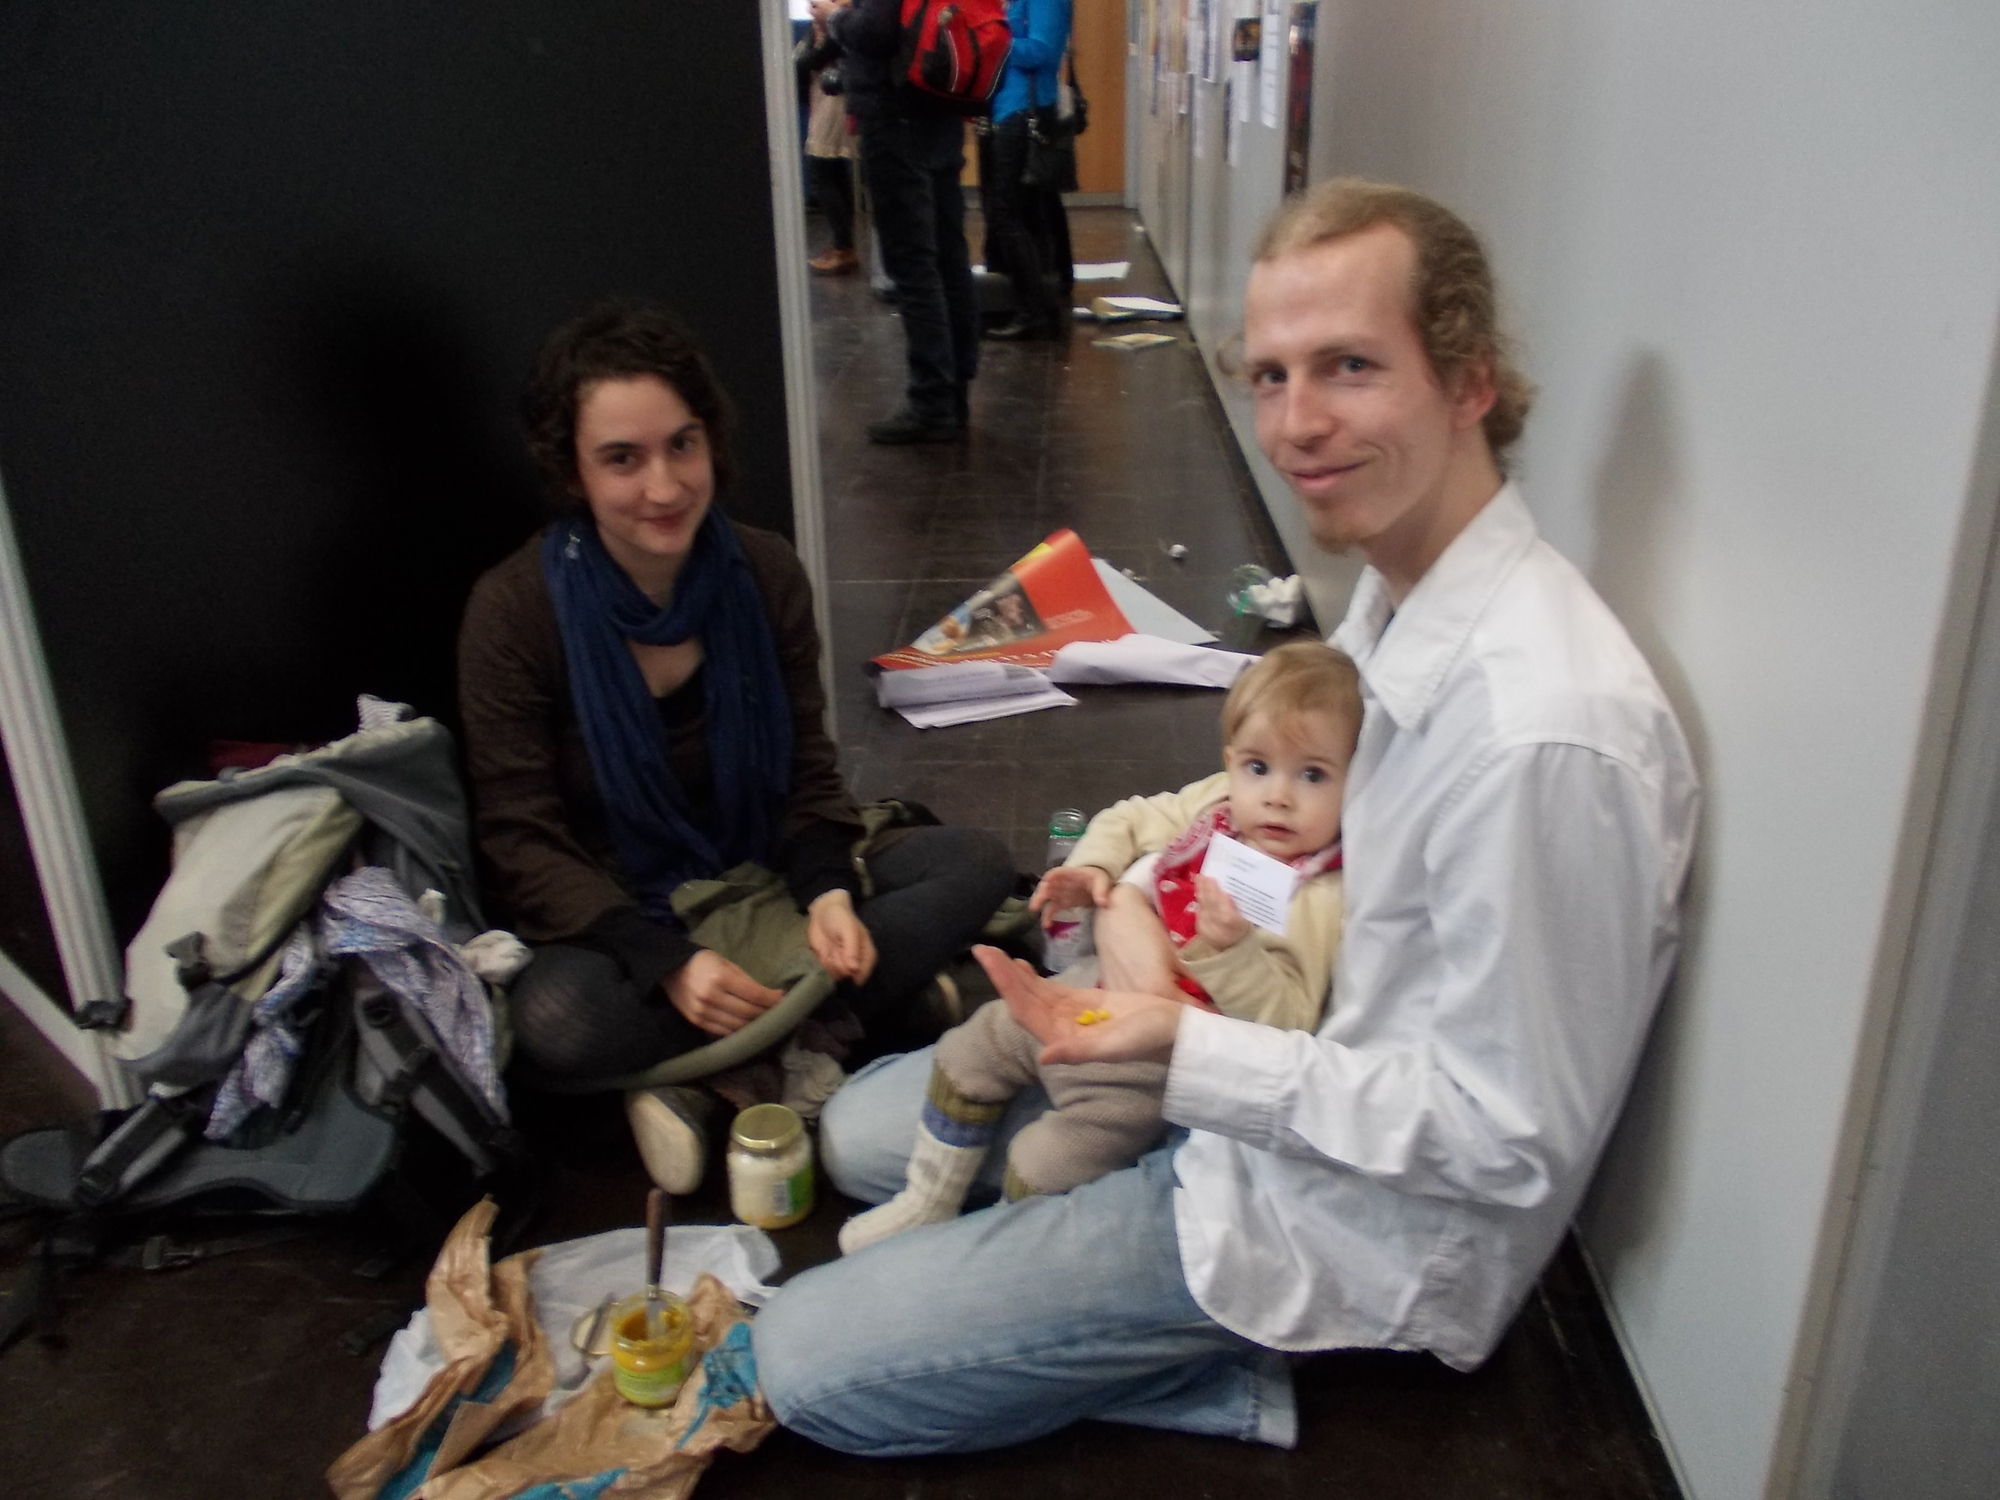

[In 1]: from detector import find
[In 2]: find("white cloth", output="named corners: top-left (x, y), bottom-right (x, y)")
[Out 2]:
top-left (1161, 484), bottom-right (1699, 1370)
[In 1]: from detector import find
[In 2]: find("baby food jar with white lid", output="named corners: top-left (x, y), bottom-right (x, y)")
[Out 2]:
top-left (727, 1103), bottom-right (815, 1229)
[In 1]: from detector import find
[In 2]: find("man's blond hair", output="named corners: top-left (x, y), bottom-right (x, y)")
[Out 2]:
top-left (1256, 178), bottom-right (1534, 456)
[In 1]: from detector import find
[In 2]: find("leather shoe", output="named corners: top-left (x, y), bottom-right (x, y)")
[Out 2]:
top-left (809, 246), bottom-right (859, 275)
top-left (867, 406), bottom-right (964, 444)
top-left (984, 318), bottom-right (1039, 341)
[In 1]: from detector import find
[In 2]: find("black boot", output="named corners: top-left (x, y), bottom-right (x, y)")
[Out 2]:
top-left (867, 405), bottom-right (964, 445)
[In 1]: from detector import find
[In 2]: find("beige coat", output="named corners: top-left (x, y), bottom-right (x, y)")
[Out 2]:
top-left (805, 83), bottom-right (855, 160)
top-left (1066, 771), bottom-right (1344, 1033)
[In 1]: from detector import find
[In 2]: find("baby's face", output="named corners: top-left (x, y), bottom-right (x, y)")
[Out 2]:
top-left (1223, 709), bottom-right (1351, 861)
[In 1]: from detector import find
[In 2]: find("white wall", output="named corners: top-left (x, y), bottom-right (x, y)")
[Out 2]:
top-left (1129, 1), bottom-right (1363, 629)
top-left (1298, 5), bottom-right (2000, 1497)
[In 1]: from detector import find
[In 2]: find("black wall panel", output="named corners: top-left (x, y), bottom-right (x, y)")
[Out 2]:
top-left (0, 3), bottom-right (792, 938)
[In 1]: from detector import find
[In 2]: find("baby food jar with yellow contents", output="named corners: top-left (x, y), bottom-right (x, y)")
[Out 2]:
top-left (727, 1103), bottom-right (814, 1229)
top-left (609, 1292), bottom-right (694, 1408)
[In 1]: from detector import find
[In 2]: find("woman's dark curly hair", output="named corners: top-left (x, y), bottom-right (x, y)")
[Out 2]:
top-left (521, 299), bottom-right (738, 510)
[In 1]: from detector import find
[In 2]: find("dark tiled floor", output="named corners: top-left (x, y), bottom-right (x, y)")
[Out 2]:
top-left (0, 208), bottom-right (1680, 1499)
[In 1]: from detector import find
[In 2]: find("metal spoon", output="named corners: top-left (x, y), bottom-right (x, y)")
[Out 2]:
top-left (559, 1294), bottom-right (614, 1390)
top-left (644, 1186), bottom-right (669, 1338)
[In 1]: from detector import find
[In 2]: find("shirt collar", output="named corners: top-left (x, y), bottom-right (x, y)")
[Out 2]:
top-left (1330, 482), bottom-right (1538, 731)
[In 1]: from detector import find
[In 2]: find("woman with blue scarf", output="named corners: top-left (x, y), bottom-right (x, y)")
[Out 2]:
top-left (458, 302), bottom-right (1016, 1192)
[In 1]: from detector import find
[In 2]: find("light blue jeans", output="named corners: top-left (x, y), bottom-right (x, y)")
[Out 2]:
top-left (751, 1047), bottom-right (1298, 1456)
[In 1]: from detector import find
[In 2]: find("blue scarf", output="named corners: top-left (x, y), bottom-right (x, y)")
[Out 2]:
top-left (541, 514), bottom-right (792, 918)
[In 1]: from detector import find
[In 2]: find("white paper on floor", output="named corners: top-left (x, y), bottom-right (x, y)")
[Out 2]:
top-left (876, 661), bottom-right (1052, 709)
top-left (1072, 261), bottom-right (1132, 280)
top-left (898, 683), bottom-right (1077, 728)
top-left (1093, 560), bottom-right (1217, 644)
top-left (1047, 635), bottom-right (1256, 689)
top-left (875, 661), bottom-right (1078, 727)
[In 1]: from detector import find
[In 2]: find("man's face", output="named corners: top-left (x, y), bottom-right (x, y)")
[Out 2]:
top-left (1243, 224), bottom-right (1491, 567)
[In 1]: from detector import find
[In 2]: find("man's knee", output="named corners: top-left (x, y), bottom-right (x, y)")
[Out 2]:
top-left (818, 1053), bottom-right (924, 1202)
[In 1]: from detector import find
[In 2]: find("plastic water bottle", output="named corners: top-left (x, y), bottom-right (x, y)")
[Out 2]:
top-left (1046, 807), bottom-right (1087, 867)
top-left (1042, 808), bottom-right (1095, 974)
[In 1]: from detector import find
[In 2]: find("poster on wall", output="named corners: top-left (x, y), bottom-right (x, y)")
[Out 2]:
top-left (1232, 4), bottom-right (1257, 124)
top-left (1283, 1), bottom-right (1317, 193)
top-left (1193, 61), bottom-right (1213, 158)
top-left (1258, 0), bottom-right (1283, 128)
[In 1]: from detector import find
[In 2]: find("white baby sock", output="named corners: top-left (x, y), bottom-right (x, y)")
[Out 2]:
top-left (838, 1118), bottom-right (990, 1254)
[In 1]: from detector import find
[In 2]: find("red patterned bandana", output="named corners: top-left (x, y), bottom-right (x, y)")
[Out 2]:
top-left (1152, 802), bottom-right (1342, 1006)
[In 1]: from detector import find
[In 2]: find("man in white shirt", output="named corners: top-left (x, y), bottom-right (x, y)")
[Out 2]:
top-left (753, 179), bottom-right (1699, 1453)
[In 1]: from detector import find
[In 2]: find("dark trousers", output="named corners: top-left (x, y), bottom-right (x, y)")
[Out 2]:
top-left (510, 825), bottom-right (1017, 1079)
top-left (807, 155), bottom-right (856, 252)
top-left (978, 113), bottom-right (1069, 332)
top-left (859, 109), bottom-right (980, 421)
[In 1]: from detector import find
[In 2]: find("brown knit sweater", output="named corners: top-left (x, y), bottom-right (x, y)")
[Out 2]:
top-left (457, 519), bottom-right (865, 989)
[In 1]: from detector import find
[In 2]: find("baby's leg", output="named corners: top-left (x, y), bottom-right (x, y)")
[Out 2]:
top-left (839, 1003), bottom-right (1043, 1254)
top-left (1003, 1059), bottom-right (1172, 1199)
top-left (1093, 882), bottom-right (1187, 998)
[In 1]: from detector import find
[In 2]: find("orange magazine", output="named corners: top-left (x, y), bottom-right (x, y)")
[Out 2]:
top-left (871, 529), bottom-right (1135, 671)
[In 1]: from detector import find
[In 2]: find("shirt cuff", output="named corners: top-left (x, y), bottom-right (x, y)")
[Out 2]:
top-left (578, 905), bottom-right (701, 996)
top-left (1162, 1004), bottom-right (1291, 1141)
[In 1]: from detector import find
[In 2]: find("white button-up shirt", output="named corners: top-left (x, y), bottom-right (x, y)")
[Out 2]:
top-left (1162, 484), bottom-right (1698, 1369)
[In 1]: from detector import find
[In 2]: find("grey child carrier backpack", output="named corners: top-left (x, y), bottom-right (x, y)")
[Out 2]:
top-left (0, 698), bottom-right (522, 1229)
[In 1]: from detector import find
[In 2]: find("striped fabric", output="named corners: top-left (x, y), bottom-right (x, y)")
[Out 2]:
top-left (920, 1067), bottom-right (1007, 1149)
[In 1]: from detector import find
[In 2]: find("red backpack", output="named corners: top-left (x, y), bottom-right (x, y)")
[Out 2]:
top-left (897, 0), bottom-right (1013, 110)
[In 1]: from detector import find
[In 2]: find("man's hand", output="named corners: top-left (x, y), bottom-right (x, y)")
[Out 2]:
top-left (808, 0), bottom-right (845, 23)
top-left (1029, 865), bottom-right (1114, 927)
top-left (807, 889), bottom-right (878, 984)
top-left (1192, 874), bottom-right (1253, 949)
top-left (972, 945), bottom-right (1184, 1066)
top-left (666, 951), bottom-right (786, 1037)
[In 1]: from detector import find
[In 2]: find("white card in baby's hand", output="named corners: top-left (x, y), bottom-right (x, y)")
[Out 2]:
top-left (1199, 834), bottom-right (1295, 936)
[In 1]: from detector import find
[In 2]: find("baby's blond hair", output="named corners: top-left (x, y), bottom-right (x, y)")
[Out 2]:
top-left (1221, 640), bottom-right (1363, 755)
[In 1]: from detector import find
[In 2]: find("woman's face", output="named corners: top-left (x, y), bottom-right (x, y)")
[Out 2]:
top-left (572, 374), bottom-right (715, 595)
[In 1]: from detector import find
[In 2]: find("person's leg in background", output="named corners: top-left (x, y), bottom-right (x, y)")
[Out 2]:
top-left (858, 113), bottom-right (963, 442)
top-left (981, 112), bottom-right (1062, 339)
top-left (753, 1145), bottom-right (1298, 1455)
top-left (1034, 179), bottom-right (1075, 308)
top-left (848, 824), bottom-right (1016, 1040)
top-left (918, 114), bottom-right (980, 425)
top-left (807, 156), bottom-right (858, 273)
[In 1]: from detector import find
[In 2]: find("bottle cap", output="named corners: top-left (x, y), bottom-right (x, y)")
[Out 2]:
top-left (731, 1103), bottom-right (804, 1153)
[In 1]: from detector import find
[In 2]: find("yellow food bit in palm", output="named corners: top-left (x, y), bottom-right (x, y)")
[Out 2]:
top-left (1075, 1007), bottom-right (1112, 1025)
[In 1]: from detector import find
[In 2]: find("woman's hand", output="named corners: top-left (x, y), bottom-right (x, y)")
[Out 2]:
top-left (666, 951), bottom-right (786, 1037)
top-left (972, 945), bottom-right (1184, 1067)
top-left (1029, 864), bottom-right (1114, 927)
top-left (1192, 874), bottom-right (1253, 950)
top-left (806, 889), bottom-right (878, 984)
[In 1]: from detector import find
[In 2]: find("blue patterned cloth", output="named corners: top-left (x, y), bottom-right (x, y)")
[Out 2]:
top-left (321, 866), bottom-right (506, 1116)
top-left (677, 1321), bottom-right (759, 1450)
top-left (204, 925), bottom-right (324, 1139)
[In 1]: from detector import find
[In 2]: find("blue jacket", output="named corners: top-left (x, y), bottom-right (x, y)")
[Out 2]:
top-left (992, 0), bottom-right (1072, 122)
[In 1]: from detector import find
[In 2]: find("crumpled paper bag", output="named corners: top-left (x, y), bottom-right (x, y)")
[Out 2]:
top-left (328, 1198), bottom-right (555, 1498)
top-left (329, 1201), bottom-right (775, 1500)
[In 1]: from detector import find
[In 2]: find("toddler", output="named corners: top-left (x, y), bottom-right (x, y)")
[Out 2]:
top-left (839, 641), bottom-right (1360, 1252)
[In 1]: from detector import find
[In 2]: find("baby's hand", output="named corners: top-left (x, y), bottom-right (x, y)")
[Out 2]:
top-left (1193, 875), bottom-right (1252, 949)
top-left (1030, 865), bottom-right (1114, 927)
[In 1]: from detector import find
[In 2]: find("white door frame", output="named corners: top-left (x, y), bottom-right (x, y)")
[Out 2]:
top-left (0, 469), bottom-right (130, 1105)
top-left (759, 0), bottom-right (835, 725)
